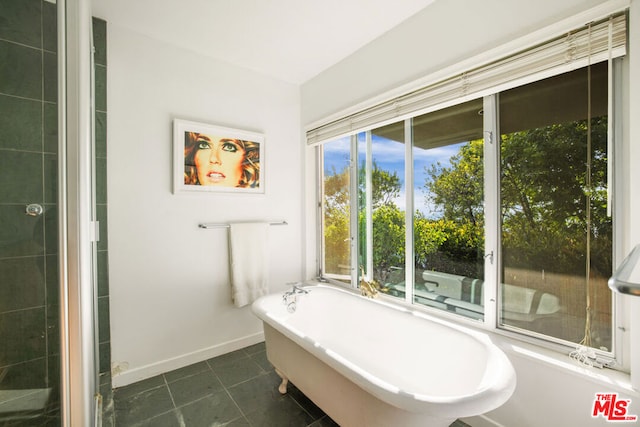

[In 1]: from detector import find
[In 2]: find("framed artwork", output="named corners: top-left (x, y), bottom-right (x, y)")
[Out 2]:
top-left (173, 119), bottom-right (265, 194)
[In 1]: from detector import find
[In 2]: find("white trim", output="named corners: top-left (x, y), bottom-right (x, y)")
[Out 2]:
top-left (404, 119), bottom-right (414, 305)
top-left (483, 95), bottom-right (499, 330)
top-left (612, 58), bottom-right (629, 373)
top-left (349, 134), bottom-right (359, 287)
top-left (111, 332), bottom-right (265, 388)
top-left (365, 131), bottom-right (373, 281)
top-left (317, 145), bottom-right (325, 278)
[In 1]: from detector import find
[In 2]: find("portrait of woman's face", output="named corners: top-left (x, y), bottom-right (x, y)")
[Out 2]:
top-left (177, 122), bottom-right (262, 194)
top-left (193, 134), bottom-right (246, 187)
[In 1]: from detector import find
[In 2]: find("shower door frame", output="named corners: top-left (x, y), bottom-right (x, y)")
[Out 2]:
top-left (58, 0), bottom-right (100, 425)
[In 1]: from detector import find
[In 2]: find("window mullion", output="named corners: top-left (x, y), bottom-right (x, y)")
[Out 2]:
top-left (365, 132), bottom-right (374, 281)
top-left (612, 58), bottom-right (628, 372)
top-left (404, 119), bottom-right (415, 305)
top-left (349, 134), bottom-right (359, 288)
top-left (317, 145), bottom-right (325, 278)
top-left (483, 94), bottom-right (500, 329)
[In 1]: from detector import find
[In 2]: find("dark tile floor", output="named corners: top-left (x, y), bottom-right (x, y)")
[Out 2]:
top-left (113, 342), bottom-right (471, 427)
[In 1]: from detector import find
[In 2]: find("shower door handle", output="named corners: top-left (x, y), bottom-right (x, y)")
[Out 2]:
top-left (25, 203), bottom-right (44, 217)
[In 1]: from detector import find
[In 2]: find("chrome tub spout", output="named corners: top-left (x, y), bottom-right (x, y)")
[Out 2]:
top-left (282, 283), bottom-right (309, 312)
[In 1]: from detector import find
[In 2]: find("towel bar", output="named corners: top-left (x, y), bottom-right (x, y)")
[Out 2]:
top-left (198, 221), bottom-right (288, 229)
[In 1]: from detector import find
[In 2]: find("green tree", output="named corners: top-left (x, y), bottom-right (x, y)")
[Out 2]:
top-left (413, 215), bottom-right (448, 269)
top-left (357, 163), bottom-right (405, 281)
top-left (324, 162), bottom-right (407, 278)
top-left (500, 118), bottom-right (611, 276)
top-left (424, 139), bottom-right (485, 275)
top-left (358, 161), bottom-right (401, 208)
top-left (426, 140), bottom-right (484, 226)
top-left (323, 165), bottom-right (350, 274)
top-left (424, 118), bottom-right (611, 277)
top-left (370, 204), bottom-right (405, 281)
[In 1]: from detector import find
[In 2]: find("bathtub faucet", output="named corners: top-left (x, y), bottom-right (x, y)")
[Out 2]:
top-left (283, 284), bottom-right (309, 298)
top-left (282, 284), bottom-right (309, 312)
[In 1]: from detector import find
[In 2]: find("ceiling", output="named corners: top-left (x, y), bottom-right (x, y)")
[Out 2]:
top-left (91, 0), bottom-right (437, 85)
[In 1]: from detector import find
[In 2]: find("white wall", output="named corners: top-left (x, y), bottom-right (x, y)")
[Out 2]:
top-left (106, 24), bottom-right (302, 387)
top-left (627, 0), bottom-right (640, 398)
top-left (301, 0), bottom-right (640, 426)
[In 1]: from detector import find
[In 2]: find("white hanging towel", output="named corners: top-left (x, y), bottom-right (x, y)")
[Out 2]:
top-left (228, 222), bottom-right (270, 307)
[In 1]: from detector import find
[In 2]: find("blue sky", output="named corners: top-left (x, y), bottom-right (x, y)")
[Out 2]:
top-left (323, 134), bottom-right (464, 217)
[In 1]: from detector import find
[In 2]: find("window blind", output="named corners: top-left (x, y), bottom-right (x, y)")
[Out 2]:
top-left (306, 13), bottom-right (627, 146)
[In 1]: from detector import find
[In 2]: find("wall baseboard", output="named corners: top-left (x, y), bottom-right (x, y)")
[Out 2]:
top-left (111, 331), bottom-right (265, 388)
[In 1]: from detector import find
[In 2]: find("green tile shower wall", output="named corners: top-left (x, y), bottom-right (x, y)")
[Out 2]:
top-left (0, 95), bottom-right (42, 151)
top-left (0, 257), bottom-right (46, 312)
top-left (93, 16), bottom-right (113, 424)
top-left (0, 0), bottom-right (42, 48)
top-left (0, 0), bottom-right (52, 390)
top-left (0, 0), bottom-right (52, 392)
top-left (0, 40), bottom-right (42, 98)
top-left (0, 0), bottom-right (111, 418)
top-left (92, 13), bottom-right (113, 414)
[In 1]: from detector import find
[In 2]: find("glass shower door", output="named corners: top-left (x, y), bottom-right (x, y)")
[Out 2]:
top-left (0, 0), bottom-right (63, 424)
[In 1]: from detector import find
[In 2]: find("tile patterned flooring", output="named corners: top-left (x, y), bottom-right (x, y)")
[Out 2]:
top-left (113, 342), bottom-right (471, 427)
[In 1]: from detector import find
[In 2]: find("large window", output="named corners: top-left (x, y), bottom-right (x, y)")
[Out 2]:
top-left (318, 59), bottom-right (617, 351)
top-left (358, 123), bottom-right (406, 291)
top-left (407, 100), bottom-right (486, 318)
top-left (321, 137), bottom-right (352, 283)
top-left (498, 62), bottom-right (612, 350)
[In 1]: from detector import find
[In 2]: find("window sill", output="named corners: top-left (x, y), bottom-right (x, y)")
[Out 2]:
top-left (492, 334), bottom-right (638, 396)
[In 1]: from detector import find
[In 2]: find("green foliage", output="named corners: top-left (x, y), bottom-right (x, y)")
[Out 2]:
top-left (324, 165), bottom-right (350, 220)
top-left (358, 161), bottom-right (401, 208)
top-left (370, 204), bottom-right (405, 280)
top-left (421, 140), bottom-right (485, 276)
top-left (323, 117), bottom-right (612, 281)
top-left (499, 118), bottom-right (611, 276)
top-left (323, 165), bottom-right (350, 274)
top-left (413, 215), bottom-right (448, 263)
top-left (425, 139), bottom-right (484, 225)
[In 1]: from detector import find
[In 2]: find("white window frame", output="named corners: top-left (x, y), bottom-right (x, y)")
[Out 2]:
top-left (483, 94), bottom-right (500, 330)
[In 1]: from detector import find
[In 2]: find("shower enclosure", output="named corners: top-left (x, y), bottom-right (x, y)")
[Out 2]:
top-left (0, 0), bottom-right (110, 425)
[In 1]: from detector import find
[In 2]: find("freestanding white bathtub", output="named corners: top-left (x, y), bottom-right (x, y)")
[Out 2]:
top-left (252, 283), bottom-right (516, 427)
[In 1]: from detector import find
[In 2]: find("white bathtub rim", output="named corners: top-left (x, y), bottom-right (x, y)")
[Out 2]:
top-left (273, 282), bottom-right (492, 340)
top-left (252, 284), bottom-right (517, 417)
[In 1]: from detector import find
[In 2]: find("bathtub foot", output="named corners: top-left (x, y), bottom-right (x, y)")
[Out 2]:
top-left (275, 369), bottom-right (289, 394)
